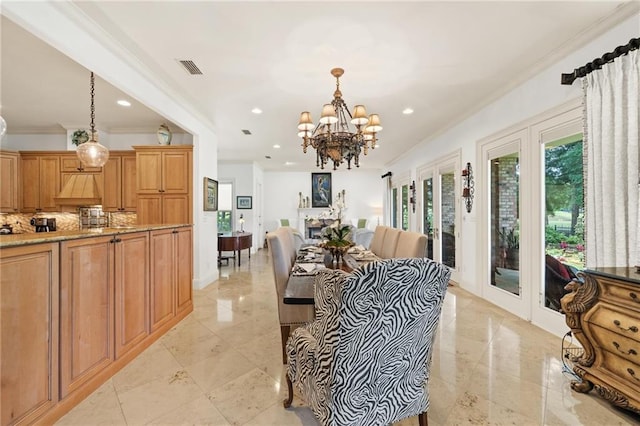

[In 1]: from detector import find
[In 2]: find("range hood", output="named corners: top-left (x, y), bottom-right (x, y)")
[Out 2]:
top-left (54, 174), bottom-right (102, 206)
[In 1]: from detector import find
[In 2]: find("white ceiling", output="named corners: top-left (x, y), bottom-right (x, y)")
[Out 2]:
top-left (1, 1), bottom-right (637, 171)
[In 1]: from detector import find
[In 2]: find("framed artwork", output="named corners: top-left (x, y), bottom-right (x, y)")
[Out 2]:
top-left (311, 172), bottom-right (332, 208)
top-left (237, 195), bottom-right (252, 209)
top-left (204, 177), bottom-right (218, 211)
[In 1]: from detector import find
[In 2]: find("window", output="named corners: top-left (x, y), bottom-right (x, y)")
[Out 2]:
top-left (217, 182), bottom-right (233, 232)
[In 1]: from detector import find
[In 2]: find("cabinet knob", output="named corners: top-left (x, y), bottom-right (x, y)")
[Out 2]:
top-left (630, 292), bottom-right (639, 303)
top-left (628, 368), bottom-right (640, 382)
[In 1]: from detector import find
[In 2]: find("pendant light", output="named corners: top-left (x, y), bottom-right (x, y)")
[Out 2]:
top-left (77, 72), bottom-right (109, 167)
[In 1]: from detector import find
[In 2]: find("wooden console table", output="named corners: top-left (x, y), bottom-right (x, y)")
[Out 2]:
top-left (218, 232), bottom-right (252, 266)
top-left (561, 267), bottom-right (640, 414)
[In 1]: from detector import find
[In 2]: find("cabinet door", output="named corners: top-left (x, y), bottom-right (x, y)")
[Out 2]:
top-left (102, 157), bottom-right (122, 212)
top-left (121, 155), bottom-right (137, 211)
top-left (38, 156), bottom-right (60, 212)
top-left (176, 227), bottom-right (193, 314)
top-left (0, 152), bottom-right (20, 212)
top-left (114, 232), bottom-right (149, 358)
top-left (163, 194), bottom-right (190, 224)
top-left (162, 152), bottom-right (189, 193)
top-left (150, 229), bottom-right (175, 332)
top-left (60, 155), bottom-right (102, 173)
top-left (21, 156), bottom-right (40, 212)
top-left (0, 243), bottom-right (59, 426)
top-left (137, 195), bottom-right (163, 225)
top-left (136, 152), bottom-right (162, 193)
top-left (60, 236), bottom-right (114, 398)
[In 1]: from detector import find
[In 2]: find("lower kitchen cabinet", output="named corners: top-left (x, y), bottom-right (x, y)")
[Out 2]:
top-left (150, 227), bottom-right (193, 331)
top-left (0, 226), bottom-right (191, 425)
top-left (60, 236), bottom-right (115, 399)
top-left (114, 232), bottom-right (150, 358)
top-left (0, 243), bottom-right (59, 426)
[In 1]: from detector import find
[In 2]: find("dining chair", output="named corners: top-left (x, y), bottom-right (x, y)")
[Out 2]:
top-left (280, 219), bottom-right (290, 227)
top-left (380, 227), bottom-right (401, 258)
top-left (285, 258), bottom-right (451, 426)
top-left (266, 228), bottom-right (314, 363)
top-left (356, 218), bottom-right (368, 229)
top-left (369, 225), bottom-right (388, 257)
top-left (394, 231), bottom-right (428, 258)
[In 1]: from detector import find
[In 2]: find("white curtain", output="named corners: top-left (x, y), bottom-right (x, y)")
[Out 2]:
top-left (583, 49), bottom-right (639, 268)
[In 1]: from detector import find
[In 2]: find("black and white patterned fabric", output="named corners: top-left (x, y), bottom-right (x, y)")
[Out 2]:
top-left (286, 258), bottom-right (451, 426)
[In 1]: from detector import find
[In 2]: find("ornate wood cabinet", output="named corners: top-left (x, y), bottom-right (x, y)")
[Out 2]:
top-left (561, 267), bottom-right (640, 414)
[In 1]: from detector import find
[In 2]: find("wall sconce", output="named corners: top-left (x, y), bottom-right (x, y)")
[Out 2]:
top-left (462, 162), bottom-right (474, 213)
top-left (409, 180), bottom-right (416, 213)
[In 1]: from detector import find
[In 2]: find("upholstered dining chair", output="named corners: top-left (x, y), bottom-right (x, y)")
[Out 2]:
top-left (266, 228), bottom-right (314, 363)
top-left (280, 218), bottom-right (290, 227)
top-left (394, 231), bottom-right (428, 258)
top-left (380, 227), bottom-right (401, 258)
top-left (369, 225), bottom-right (388, 257)
top-left (285, 258), bottom-right (451, 426)
top-left (356, 218), bottom-right (368, 229)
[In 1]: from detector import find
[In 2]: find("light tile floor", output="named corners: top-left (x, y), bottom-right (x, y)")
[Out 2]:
top-left (56, 249), bottom-right (640, 425)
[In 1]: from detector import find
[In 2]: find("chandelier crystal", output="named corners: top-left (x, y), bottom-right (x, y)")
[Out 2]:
top-left (298, 68), bottom-right (382, 170)
top-left (77, 72), bottom-right (109, 168)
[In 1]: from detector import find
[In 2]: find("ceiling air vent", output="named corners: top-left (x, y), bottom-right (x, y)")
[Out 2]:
top-left (242, 129), bottom-right (252, 135)
top-left (178, 60), bottom-right (203, 75)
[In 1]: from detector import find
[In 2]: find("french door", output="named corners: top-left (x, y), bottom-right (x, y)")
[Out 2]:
top-left (417, 151), bottom-right (460, 282)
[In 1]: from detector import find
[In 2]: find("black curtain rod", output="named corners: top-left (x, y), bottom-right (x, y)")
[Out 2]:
top-left (561, 37), bottom-right (639, 85)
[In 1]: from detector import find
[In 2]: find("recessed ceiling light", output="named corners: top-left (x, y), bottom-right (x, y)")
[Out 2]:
top-left (375, 144), bottom-right (380, 148)
top-left (117, 100), bottom-right (131, 107)
top-left (402, 108), bottom-right (414, 115)
top-left (273, 144), bottom-right (281, 149)
top-left (285, 161), bottom-right (294, 166)
top-left (251, 108), bottom-right (262, 114)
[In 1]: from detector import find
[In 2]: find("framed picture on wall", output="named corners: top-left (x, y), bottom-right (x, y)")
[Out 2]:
top-left (204, 177), bottom-right (218, 211)
top-left (311, 172), bottom-right (332, 208)
top-left (237, 196), bottom-right (252, 209)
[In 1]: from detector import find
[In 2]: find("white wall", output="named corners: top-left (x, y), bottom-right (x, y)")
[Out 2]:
top-left (263, 169), bottom-right (384, 234)
top-left (387, 14), bottom-right (640, 299)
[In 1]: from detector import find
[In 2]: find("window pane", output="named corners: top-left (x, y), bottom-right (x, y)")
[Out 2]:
top-left (544, 136), bottom-right (584, 312)
top-left (401, 184), bottom-right (409, 230)
top-left (440, 172), bottom-right (456, 268)
top-left (490, 153), bottom-right (520, 295)
top-left (217, 211), bottom-right (232, 233)
top-left (391, 187), bottom-right (398, 228)
top-left (423, 178), bottom-right (433, 259)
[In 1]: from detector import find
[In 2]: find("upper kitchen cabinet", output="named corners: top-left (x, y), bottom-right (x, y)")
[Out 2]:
top-left (0, 150), bottom-right (20, 213)
top-left (102, 153), bottom-right (137, 212)
top-left (134, 146), bottom-right (192, 225)
top-left (135, 146), bottom-right (191, 194)
top-left (59, 154), bottom-right (102, 173)
top-left (20, 153), bottom-right (60, 212)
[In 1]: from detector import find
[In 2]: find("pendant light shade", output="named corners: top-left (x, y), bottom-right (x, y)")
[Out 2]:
top-left (77, 132), bottom-right (109, 167)
top-left (77, 72), bottom-right (109, 167)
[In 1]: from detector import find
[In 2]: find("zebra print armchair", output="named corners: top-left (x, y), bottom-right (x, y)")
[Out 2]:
top-left (285, 258), bottom-right (451, 426)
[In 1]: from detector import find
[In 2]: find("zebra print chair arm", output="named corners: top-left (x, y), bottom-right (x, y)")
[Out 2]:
top-left (313, 269), bottom-right (347, 321)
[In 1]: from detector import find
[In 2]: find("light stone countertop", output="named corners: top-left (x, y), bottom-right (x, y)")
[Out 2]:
top-left (0, 224), bottom-right (192, 249)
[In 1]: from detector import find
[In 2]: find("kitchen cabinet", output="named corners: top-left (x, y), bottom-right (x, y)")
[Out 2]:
top-left (59, 154), bottom-right (102, 173)
top-left (0, 150), bottom-right (20, 212)
top-left (114, 232), bottom-right (149, 358)
top-left (0, 243), bottom-right (59, 426)
top-left (20, 154), bottom-right (60, 212)
top-left (59, 236), bottom-right (115, 398)
top-left (59, 231), bottom-right (150, 397)
top-left (134, 146), bottom-right (192, 225)
top-left (149, 226), bottom-right (193, 332)
top-left (561, 268), bottom-right (640, 414)
top-left (102, 153), bottom-right (137, 212)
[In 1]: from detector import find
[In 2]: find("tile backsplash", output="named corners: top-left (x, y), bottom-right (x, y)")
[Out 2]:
top-left (1, 211), bottom-right (137, 233)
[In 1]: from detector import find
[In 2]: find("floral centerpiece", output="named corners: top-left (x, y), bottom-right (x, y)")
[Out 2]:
top-left (319, 199), bottom-right (353, 262)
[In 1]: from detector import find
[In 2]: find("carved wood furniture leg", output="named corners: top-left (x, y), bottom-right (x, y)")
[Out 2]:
top-left (283, 374), bottom-right (293, 408)
top-left (571, 379), bottom-right (594, 393)
top-left (280, 325), bottom-right (290, 364)
top-left (418, 412), bottom-right (428, 426)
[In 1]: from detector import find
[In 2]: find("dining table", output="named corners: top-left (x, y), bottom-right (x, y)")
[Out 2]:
top-left (283, 245), bottom-right (380, 305)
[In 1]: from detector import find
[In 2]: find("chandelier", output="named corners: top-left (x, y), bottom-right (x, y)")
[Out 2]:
top-left (76, 72), bottom-right (110, 167)
top-left (297, 68), bottom-right (382, 170)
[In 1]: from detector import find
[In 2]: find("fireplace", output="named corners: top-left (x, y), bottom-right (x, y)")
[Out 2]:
top-left (304, 218), bottom-right (336, 239)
